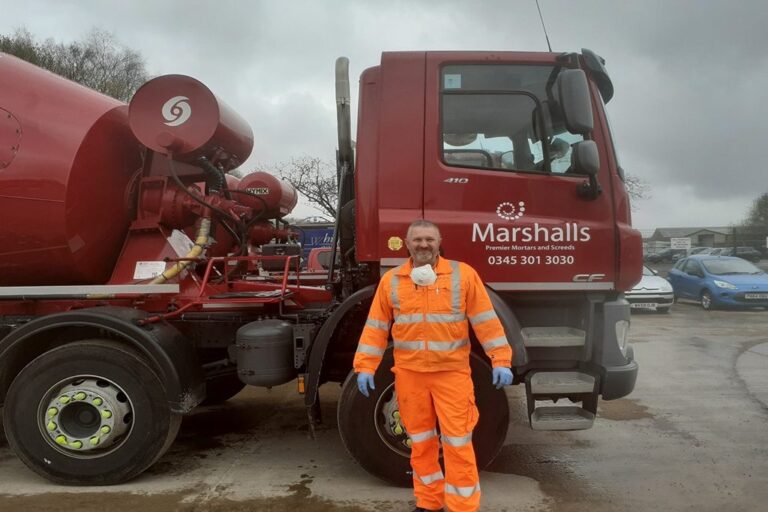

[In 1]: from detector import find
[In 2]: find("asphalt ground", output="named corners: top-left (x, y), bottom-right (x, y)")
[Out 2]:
top-left (0, 299), bottom-right (766, 511)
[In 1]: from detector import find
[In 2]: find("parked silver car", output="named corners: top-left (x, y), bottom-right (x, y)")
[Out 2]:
top-left (626, 265), bottom-right (675, 313)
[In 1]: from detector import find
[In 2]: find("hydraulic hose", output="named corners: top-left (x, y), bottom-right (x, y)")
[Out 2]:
top-left (151, 217), bottom-right (211, 284)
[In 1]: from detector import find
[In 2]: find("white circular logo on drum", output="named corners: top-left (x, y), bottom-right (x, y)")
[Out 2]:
top-left (496, 201), bottom-right (525, 221)
top-left (161, 96), bottom-right (191, 126)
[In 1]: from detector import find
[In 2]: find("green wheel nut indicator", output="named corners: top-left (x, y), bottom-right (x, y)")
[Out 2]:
top-left (58, 395), bottom-right (70, 404)
top-left (100, 425), bottom-right (111, 434)
top-left (73, 392), bottom-right (86, 401)
top-left (47, 407), bottom-right (58, 417)
top-left (101, 410), bottom-right (112, 419)
top-left (70, 440), bottom-right (83, 449)
top-left (89, 436), bottom-right (100, 446)
top-left (92, 397), bottom-right (103, 406)
top-left (55, 435), bottom-right (67, 445)
top-left (47, 421), bottom-right (57, 431)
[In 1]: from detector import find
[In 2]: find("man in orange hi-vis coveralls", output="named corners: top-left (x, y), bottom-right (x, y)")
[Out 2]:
top-left (353, 220), bottom-right (513, 512)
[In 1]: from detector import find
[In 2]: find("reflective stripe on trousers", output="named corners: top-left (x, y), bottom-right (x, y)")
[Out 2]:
top-left (394, 367), bottom-right (481, 512)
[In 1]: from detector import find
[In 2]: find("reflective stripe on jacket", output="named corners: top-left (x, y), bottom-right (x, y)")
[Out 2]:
top-left (353, 257), bottom-right (512, 373)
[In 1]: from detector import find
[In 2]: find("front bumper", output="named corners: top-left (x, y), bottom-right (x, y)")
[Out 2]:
top-left (626, 292), bottom-right (674, 310)
top-left (712, 289), bottom-right (768, 308)
top-left (602, 350), bottom-right (638, 400)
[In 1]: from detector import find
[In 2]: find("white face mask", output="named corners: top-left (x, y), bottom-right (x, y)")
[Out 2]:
top-left (410, 264), bottom-right (437, 286)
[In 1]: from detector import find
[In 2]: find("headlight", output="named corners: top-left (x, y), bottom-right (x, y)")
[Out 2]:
top-left (713, 280), bottom-right (737, 290)
top-left (615, 319), bottom-right (630, 357)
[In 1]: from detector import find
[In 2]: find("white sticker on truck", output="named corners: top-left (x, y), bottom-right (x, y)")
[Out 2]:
top-left (168, 229), bottom-right (195, 258)
top-left (133, 261), bottom-right (167, 280)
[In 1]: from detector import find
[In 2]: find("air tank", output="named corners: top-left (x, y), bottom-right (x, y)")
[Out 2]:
top-left (0, 53), bottom-right (142, 286)
top-left (235, 320), bottom-right (296, 387)
top-left (237, 172), bottom-right (298, 219)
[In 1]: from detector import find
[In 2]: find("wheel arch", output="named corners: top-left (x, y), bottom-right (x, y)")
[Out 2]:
top-left (0, 306), bottom-right (204, 413)
top-left (305, 285), bottom-right (376, 407)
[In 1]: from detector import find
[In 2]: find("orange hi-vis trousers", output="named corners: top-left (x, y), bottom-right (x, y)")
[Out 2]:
top-left (394, 366), bottom-right (481, 512)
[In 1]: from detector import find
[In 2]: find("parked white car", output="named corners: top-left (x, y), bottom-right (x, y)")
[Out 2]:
top-left (626, 265), bottom-right (674, 313)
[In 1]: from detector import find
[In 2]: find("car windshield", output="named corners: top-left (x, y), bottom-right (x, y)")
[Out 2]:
top-left (702, 258), bottom-right (763, 275)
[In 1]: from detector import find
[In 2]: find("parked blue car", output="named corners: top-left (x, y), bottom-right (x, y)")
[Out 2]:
top-left (667, 255), bottom-right (768, 310)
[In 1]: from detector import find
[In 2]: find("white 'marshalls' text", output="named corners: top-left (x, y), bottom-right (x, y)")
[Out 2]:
top-left (472, 223), bottom-right (591, 243)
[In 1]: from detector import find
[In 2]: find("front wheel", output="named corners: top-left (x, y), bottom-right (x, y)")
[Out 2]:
top-left (3, 340), bottom-right (181, 485)
top-left (701, 290), bottom-right (715, 311)
top-left (337, 349), bottom-right (509, 486)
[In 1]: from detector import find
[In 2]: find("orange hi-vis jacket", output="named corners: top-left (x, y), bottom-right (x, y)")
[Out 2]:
top-left (354, 257), bottom-right (512, 374)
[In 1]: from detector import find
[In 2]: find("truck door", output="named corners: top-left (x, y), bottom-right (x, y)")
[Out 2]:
top-left (422, 54), bottom-right (617, 292)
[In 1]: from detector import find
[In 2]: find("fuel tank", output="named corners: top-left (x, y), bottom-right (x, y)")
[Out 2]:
top-left (0, 53), bottom-right (142, 286)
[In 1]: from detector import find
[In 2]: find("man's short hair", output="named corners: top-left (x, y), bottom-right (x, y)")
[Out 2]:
top-left (406, 219), bottom-right (441, 240)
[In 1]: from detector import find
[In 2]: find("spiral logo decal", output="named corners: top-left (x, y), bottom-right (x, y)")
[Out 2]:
top-left (496, 201), bottom-right (525, 221)
top-left (161, 96), bottom-right (191, 126)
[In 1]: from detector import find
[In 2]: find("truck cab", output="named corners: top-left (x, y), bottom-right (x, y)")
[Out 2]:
top-left (331, 49), bottom-right (642, 483)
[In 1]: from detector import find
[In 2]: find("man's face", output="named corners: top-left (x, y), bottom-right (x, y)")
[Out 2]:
top-left (406, 225), bottom-right (441, 266)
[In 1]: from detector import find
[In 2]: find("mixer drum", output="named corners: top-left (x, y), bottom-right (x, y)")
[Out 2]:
top-left (0, 54), bottom-right (142, 286)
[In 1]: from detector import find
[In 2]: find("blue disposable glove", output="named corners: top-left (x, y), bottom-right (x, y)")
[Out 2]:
top-left (357, 372), bottom-right (375, 397)
top-left (492, 367), bottom-right (513, 389)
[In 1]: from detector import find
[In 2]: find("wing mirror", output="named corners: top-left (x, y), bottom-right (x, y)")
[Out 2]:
top-left (556, 69), bottom-right (594, 135)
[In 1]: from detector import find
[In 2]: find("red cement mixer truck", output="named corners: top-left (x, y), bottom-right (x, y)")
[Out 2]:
top-left (0, 49), bottom-right (642, 485)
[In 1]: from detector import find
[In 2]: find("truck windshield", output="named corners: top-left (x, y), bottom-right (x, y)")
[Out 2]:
top-left (441, 64), bottom-right (585, 174)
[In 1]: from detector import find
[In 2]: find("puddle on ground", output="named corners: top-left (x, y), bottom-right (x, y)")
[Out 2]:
top-left (0, 481), bottom-right (375, 512)
top-left (597, 399), bottom-right (654, 421)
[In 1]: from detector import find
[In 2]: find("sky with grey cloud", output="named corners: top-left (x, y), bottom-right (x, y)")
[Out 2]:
top-left (3, 0), bottom-right (766, 230)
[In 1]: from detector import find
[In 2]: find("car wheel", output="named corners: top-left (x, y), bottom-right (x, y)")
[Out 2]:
top-left (3, 340), bottom-right (180, 485)
top-left (337, 348), bottom-right (509, 486)
top-left (700, 290), bottom-right (715, 311)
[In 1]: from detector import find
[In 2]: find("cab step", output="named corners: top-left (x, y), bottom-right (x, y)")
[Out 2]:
top-left (530, 371), bottom-right (596, 394)
top-left (521, 326), bottom-right (586, 347)
top-left (530, 406), bottom-right (595, 431)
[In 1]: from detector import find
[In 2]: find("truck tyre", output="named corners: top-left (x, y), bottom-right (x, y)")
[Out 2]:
top-left (3, 340), bottom-right (181, 485)
top-left (200, 373), bottom-right (246, 406)
top-left (337, 349), bottom-right (509, 487)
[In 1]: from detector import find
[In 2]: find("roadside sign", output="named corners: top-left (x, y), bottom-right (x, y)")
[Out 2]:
top-left (670, 238), bottom-right (691, 250)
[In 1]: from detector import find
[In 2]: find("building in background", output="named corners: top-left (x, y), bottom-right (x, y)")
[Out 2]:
top-left (644, 226), bottom-right (768, 257)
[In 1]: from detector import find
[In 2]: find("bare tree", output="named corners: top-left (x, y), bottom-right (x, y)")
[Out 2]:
top-left (273, 157), bottom-right (338, 219)
top-left (624, 173), bottom-right (650, 205)
top-left (743, 192), bottom-right (768, 227)
top-left (0, 28), bottom-right (148, 101)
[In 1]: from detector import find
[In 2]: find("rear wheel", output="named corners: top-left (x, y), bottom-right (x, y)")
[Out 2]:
top-left (3, 340), bottom-right (180, 485)
top-left (701, 290), bottom-right (715, 311)
top-left (337, 349), bottom-right (509, 486)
